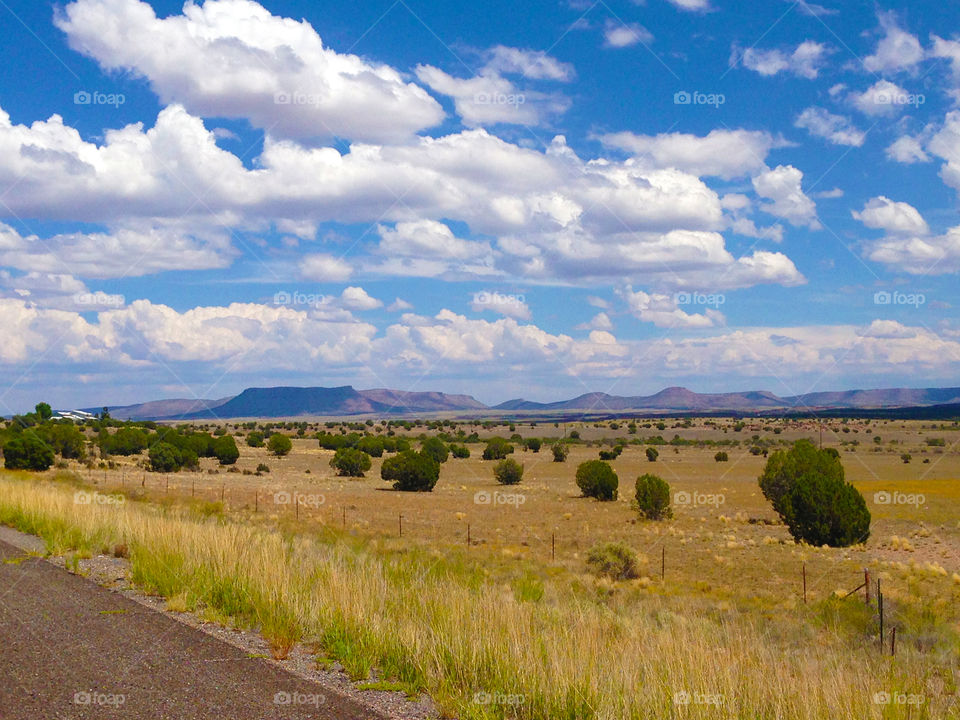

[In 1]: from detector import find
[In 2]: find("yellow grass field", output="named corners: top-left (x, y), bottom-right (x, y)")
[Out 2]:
top-left (1, 416), bottom-right (959, 718)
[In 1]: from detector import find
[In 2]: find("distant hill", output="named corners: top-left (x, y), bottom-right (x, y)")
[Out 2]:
top-left (84, 384), bottom-right (960, 420)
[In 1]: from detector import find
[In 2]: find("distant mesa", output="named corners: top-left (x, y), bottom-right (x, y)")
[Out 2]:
top-left (77, 384), bottom-right (960, 420)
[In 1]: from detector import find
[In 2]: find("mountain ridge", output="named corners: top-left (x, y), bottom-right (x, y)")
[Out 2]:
top-left (82, 384), bottom-right (960, 420)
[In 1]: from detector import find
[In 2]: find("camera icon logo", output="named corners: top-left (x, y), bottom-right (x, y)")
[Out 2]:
top-left (673, 91), bottom-right (691, 105)
top-left (474, 490), bottom-right (492, 505)
top-left (273, 491), bottom-right (291, 505)
top-left (673, 491), bottom-right (691, 506)
top-left (74, 90), bottom-right (91, 105)
top-left (873, 491), bottom-right (892, 505)
top-left (874, 291), bottom-right (891, 305)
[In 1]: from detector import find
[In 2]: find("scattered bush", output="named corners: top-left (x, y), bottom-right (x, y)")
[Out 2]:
top-left (256, 463), bottom-right (270, 474)
top-left (524, 438), bottom-right (542, 453)
top-left (576, 460), bottom-right (618, 501)
top-left (587, 542), bottom-right (639, 580)
top-left (381, 450), bottom-right (440, 492)
top-left (356, 435), bottom-right (385, 458)
top-left (551, 443), bottom-right (569, 463)
top-left (645, 447), bottom-right (659, 462)
top-left (634, 474), bottom-right (671, 520)
top-left (901, 453), bottom-right (912, 464)
top-left (330, 447), bottom-right (372, 477)
top-left (494, 458), bottom-right (524, 485)
top-left (246, 431), bottom-right (265, 448)
top-left (714, 451), bottom-right (729, 462)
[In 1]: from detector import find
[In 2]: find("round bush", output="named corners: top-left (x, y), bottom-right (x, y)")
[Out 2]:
top-left (586, 542), bottom-right (639, 580)
top-left (267, 433), bottom-right (292, 457)
top-left (3, 433), bottom-right (55, 471)
top-left (246, 431), bottom-right (265, 448)
top-left (450, 444), bottom-right (470, 459)
top-left (634, 473), bottom-right (671, 520)
top-left (381, 450), bottom-right (440, 492)
top-left (482, 438), bottom-right (514, 460)
top-left (330, 447), bottom-right (372, 477)
top-left (420, 437), bottom-right (449, 464)
top-left (576, 460), bottom-right (618, 501)
top-left (645, 447), bottom-right (659, 462)
top-left (714, 451), bottom-right (729, 462)
top-left (148, 442), bottom-right (182, 473)
top-left (493, 458), bottom-right (523, 485)
top-left (212, 435), bottom-right (239, 465)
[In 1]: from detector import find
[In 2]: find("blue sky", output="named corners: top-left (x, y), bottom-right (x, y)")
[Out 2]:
top-left (1, 0), bottom-right (959, 411)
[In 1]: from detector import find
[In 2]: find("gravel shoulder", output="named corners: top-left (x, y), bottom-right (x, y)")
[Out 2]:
top-left (0, 525), bottom-right (440, 720)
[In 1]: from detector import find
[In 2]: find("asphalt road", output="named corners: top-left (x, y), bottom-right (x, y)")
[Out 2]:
top-left (0, 539), bottom-right (385, 719)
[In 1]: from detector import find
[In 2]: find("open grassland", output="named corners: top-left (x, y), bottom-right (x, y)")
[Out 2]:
top-left (1, 417), bottom-right (959, 718)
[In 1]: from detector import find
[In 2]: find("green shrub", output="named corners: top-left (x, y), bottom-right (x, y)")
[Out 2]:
top-left (449, 444), bottom-right (470, 459)
top-left (212, 435), bottom-right (239, 465)
top-left (148, 442), bottom-right (182, 473)
top-left (576, 460), bottom-right (618, 501)
top-left (524, 438), bottom-right (542, 453)
top-left (634, 474), bottom-right (671, 520)
top-left (255, 463), bottom-right (270, 473)
top-left (645, 447), bottom-right (659, 462)
top-left (551, 443), bottom-right (569, 462)
top-left (420, 437), bottom-right (449, 464)
top-left (714, 451), bottom-right (729, 462)
top-left (330, 447), bottom-right (372, 477)
top-left (246, 431), bottom-right (264, 448)
top-left (759, 440), bottom-right (870, 547)
top-left (381, 450), bottom-right (440, 492)
top-left (587, 542), bottom-right (639, 580)
top-left (482, 437), bottom-right (514, 460)
top-left (493, 458), bottom-right (523, 485)
top-left (3, 432), bottom-right (55, 471)
top-left (267, 433), bottom-right (292, 457)
top-left (356, 435), bottom-right (384, 458)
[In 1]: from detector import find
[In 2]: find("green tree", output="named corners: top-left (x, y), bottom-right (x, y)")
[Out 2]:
top-left (148, 442), bottom-right (182, 473)
top-left (524, 438), bottom-right (542, 453)
top-left (494, 458), bottom-right (523, 485)
top-left (212, 435), bottom-right (240, 465)
top-left (40, 423), bottom-right (86, 459)
top-left (330, 447), bottom-right (372, 477)
top-left (268, 433), bottom-right (292, 457)
top-left (576, 460), bottom-right (618, 501)
top-left (245, 431), bottom-right (265, 448)
top-left (645, 447), bottom-right (659, 462)
top-left (714, 451), bottom-right (729, 462)
top-left (3, 432), bottom-right (55, 470)
top-left (634, 474), bottom-right (671, 520)
top-left (35, 402), bottom-right (53, 421)
top-left (420, 436), bottom-right (450, 464)
top-left (357, 435), bottom-right (385, 458)
top-left (759, 440), bottom-right (870, 547)
top-left (381, 450), bottom-right (440, 492)
top-left (551, 442), bottom-right (569, 462)
top-left (450, 443), bottom-right (470, 459)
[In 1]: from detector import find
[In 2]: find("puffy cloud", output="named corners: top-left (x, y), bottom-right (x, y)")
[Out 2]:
top-left (619, 287), bottom-right (724, 328)
top-left (576, 312), bottom-right (614, 331)
top-left (859, 320), bottom-right (917, 340)
top-left (339, 286), bottom-right (382, 311)
top-left (794, 107), bottom-right (864, 146)
top-left (603, 21), bottom-right (654, 48)
top-left (299, 253), bottom-right (353, 282)
top-left (752, 166), bottom-right (820, 229)
top-left (387, 297), bottom-right (413, 312)
top-left (739, 41), bottom-right (829, 79)
top-left (863, 12), bottom-right (924, 74)
top-left (852, 196), bottom-right (928, 236)
top-left (0, 222), bottom-right (234, 279)
top-left (850, 80), bottom-right (919, 116)
top-left (927, 111), bottom-right (960, 192)
top-left (0, 104), bottom-right (799, 290)
top-left (56, 0), bottom-right (444, 143)
top-left (886, 136), bottom-right (929, 163)
top-left (597, 129), bottom-right (775, 179)
top-left (853, 196), bottom-right (960, 274)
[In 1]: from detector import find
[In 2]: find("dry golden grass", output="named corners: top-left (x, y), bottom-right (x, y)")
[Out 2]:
top-left (2, 417), bottom-right (958, 718)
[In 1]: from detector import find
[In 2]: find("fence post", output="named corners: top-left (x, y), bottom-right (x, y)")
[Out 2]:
top-left (254, 491), bottom-right (258, 513)
top-left (661, 546), bottom-right (665, 581)
top-left (802, 563), bottom-right (807, 604)
top-left (865, 568), bottom-right (871, 605)
top-left (398, 514), bottom-right (403, 538)
top-left (878, 578), bottom-right (883, 650)
top-left (890, 627), bottom-right (896, 656)
top-left (551, 532), bottom-right (555, 561)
